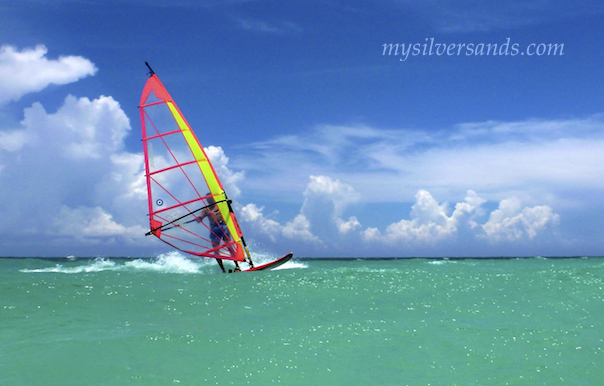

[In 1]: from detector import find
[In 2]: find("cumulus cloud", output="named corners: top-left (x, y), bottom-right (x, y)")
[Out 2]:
top-left (205, 145), bottom-right (244, 198)
top-left (282, 213), bottom-right (322, 243)
top-left (53, 206), bottom-right (146, 239)
top-left (240, 203), bottom-right (282, 242)
top-left (240, 175), bottom-right (360, 248)
top-left (335, 216), bottom-right (361, 234)
top-left (362, 190), bottom-right (559, 247)
top-left (0, 129), bottom-right (27, 152)
top-left (240, 202), bottom-right (322, 244)
top-left (0, 93), bottom-right (147, 253)
top-left (363, 190), bottom-right (486, 243)
top-left (304, 175), bottom-right (360, 215)
top-left (482, 198), bottom-right (560, 241)
top-left (301, 175), bottom-right (361, 237)
top-left (21, 95), bottom-right (130, 158)
top-left (239, 175), bottom-right (561, 256)
top-left (0, 45), bottom-right (97, 105)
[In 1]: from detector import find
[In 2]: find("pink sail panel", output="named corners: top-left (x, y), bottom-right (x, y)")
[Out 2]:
top-left (140, 74), bottom-right (246, 262)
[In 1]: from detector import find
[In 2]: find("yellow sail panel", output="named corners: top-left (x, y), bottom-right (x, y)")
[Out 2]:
top-left (166, 102), bottom-right (220, 193)
top-left (166, 101), bottom-right (244, 254)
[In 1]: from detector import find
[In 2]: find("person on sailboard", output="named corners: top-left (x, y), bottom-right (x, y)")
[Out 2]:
top-left (197, 194), bottom-right (240, 272)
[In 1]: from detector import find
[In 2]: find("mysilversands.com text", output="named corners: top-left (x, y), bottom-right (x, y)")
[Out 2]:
top-left (383, 38), bottom-right (564, 61)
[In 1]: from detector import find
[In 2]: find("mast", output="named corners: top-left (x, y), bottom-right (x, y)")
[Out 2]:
top-left (145, 62), bottom-right (155, 76)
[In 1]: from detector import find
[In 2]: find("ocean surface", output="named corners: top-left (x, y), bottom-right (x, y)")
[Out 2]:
top-left (1, 253), bottom-right (602, 385)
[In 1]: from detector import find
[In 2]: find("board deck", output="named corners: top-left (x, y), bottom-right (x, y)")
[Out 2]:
top-left (243, 253), bottom-right (294, 272)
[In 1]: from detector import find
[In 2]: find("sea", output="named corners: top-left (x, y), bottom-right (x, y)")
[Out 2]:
top-left (1, 253), bottom-right (602, 386)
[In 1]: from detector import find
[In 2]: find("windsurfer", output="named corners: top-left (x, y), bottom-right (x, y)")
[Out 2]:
top-left (197, 195), bottom-right (240, 272)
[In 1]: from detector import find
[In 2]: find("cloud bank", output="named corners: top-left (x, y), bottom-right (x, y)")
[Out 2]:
top-left (233, 117), bottom-right (604, 256)
top-left (240, 177), bottom-right (561, 256)
top-left (0, 94), bottom-right (147, 253)
top-left (0, 45), bottom-right (142, 255)
top-left (240, 119), bottom-right (604, 209)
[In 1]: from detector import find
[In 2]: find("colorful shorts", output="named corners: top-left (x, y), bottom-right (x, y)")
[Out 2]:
top-left (210, 224), bottom-right (229, 245)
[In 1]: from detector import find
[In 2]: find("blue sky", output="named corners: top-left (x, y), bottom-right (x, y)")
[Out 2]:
top-left (1, 0), bottom-right (603, 257)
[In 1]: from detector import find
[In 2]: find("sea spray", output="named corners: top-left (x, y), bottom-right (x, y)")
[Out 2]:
top-left (20, 257), bottom-right (117, 274)
top-left (123, 251), bottom-right (209, 274)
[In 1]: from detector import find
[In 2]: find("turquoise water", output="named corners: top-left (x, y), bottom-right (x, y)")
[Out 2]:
top-left (1, 254), bottom-right (603, 385)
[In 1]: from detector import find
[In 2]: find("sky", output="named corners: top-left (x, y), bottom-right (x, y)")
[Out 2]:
top-left (1, 0), bottom-right (603, 258)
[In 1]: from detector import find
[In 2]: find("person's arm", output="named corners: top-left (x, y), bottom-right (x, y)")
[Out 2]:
top-left (196, 208), bottom-right (208, 222)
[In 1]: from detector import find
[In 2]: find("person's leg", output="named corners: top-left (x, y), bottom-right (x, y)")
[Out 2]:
top-left (216, 258), bottom-right (226, 273)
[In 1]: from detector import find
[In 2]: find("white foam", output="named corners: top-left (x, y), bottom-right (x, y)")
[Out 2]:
top-left (272, 260), bottom-right (307, 270)
top-left (248, 251), bottom-right (307, 271)
top-left (21, 251), bottom-right (305, 274)
top-left (21, 252), bottom-right (215, 275)
top-left (124, 251), bottom-right (208, 273)
top-left (428, 259), bottom-right (457, 265)
top-left (21, 258), bottom-right (117, 274)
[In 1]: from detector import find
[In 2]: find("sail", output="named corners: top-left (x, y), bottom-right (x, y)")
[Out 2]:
top-left (140, 73), bottom-right (247, 262)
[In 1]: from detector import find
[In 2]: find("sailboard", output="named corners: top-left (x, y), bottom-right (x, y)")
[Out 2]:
top-left (139, 63), bottom-right (292, 272)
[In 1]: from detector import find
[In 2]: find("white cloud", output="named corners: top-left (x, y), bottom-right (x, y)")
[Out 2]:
top-left (240, 203), bottom-right (282, 241)
top-left (0, 46), bottom-right (132, 255)
top-left (205, 145), bottom-right (244, 198)
top-left (20, 95), bottom-right (130, 159)
top-left (482, 198), bottom-right (560, 241)
top-left (237, 163), bottom-right (564, 255)
top-left (239, 175), bottom-right (359, 247)
top-left (240, 203), bottom-right (322, 244)
top-left (301, 175), bottom-right (361, 237)
top-left (0, 45), bottom-right (97, 105)
top-left (53, 206), bottom-right (146, 239)
top-left (234, 17), bottom-right (302, 34)
top-left (362, 189), bottom-right (559, 246)
top-left (282, 213), bottom-right (322, 243)
top-left (363, 190), bottom-right (485, 243)
top-left (96, 152), bottom-right (148, 217)
top-left (0, 129), bottom-right (27, 152)
top-left (303, 175), bottom-right (361, 216)
top-left (335, 216), bottom-right (361, 234)
top-left (239, 117), bottom-right (604, 210)
top-left (0, 94), bottom-right (130, 177)
top-left (0, 92), bottom-right (147, 253)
